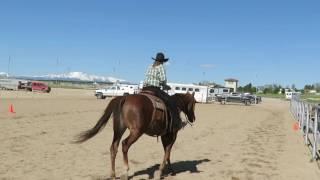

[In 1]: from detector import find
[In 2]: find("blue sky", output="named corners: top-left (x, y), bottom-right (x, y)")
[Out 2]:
top-left (0, 0), bottom-right (319, 88)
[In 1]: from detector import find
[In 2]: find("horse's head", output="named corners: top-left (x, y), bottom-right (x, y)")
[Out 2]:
top-left (173, 92), bottom-right (197, 124)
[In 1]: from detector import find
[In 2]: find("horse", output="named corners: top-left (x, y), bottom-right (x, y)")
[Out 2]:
top-left (75, 92), bottom-right (196, 179)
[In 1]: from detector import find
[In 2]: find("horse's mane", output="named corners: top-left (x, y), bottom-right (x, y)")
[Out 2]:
top-left (171, 93), bottom-right (194, 110)
top-left (172, 93), bottom-right (193, 102)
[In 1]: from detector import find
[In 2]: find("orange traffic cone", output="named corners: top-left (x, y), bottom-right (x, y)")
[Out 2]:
top-left (293, 122), bottom-right (299, 131)
top-left (9, 104), bottom-right (16, 113)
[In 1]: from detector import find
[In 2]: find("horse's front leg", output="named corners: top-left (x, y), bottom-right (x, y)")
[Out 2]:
top-left (156, 131), bottom-right (178, 179)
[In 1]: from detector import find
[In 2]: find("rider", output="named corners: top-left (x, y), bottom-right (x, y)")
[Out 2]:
top-left (143, 52), bottom-right (182, 130)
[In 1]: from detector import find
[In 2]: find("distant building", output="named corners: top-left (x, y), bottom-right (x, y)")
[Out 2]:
top-left (224, 78), bottom-right (239, 92)
top-left (308, 89), bottom-right (317, 94)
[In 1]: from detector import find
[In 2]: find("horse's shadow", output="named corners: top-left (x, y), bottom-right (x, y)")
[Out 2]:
top-left (99, 158), bottom-right (210, 180)
top-left (130, 158), bottom-right (211, 179)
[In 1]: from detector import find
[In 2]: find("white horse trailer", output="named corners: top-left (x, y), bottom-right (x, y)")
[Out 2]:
top-left (167, 83), bottom-right (212, 103)
top-left (211, 87), bottom-right (231, 96)
top-left (0, 79), bottom-right (25, 90)
top-left (286, 92), bottom-right (301, 100)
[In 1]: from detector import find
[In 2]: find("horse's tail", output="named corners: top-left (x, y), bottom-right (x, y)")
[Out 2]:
top-left (74, 96), bottom-right (124, 143)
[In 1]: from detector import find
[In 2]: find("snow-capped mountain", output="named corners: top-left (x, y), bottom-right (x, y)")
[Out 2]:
top-left (42, 72), bottom-right (125, 83)
top-left (0, 72), bottom-right (9, 77)
top-left (1, 71), bottom-right (125, 83)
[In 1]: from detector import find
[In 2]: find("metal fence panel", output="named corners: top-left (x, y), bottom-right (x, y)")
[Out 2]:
top-left (291, 96), bottom-right (319, 161)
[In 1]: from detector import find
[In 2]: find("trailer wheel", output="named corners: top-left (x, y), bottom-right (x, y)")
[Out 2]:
top-left (97, 93), bottom-right (105, 99)
top-left (245, 100), bottom-right (251, 106)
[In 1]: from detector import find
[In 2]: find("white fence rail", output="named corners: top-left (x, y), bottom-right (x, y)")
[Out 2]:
top-left (290, 96), bottom-right (320, 161)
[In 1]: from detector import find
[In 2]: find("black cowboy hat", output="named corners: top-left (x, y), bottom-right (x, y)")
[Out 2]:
top-left (152, 52), bottom-right (169, 62)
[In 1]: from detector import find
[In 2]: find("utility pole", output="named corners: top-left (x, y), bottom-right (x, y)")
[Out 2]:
top-left (56, 57), bottom-right (59, 85)
top-left (7, 56), bottom-right (11, 77)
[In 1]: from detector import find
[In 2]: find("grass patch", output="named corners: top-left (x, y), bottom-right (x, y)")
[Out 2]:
top-left (301, 94), bottom-right (320, 104)
top-left (257, 93), bottom-right (320, 103)
top-left (257, 93), bottom-right (285, 99)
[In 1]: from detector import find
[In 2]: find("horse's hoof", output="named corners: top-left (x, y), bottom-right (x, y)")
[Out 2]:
top-left (154, 170), bottom-right (162, 180)
top-left (171, 170), bottom-right (177, 176)
top-left (110, 173), bottom-right (116, 179)
top-left (120, 173), bottom-right (128, 180)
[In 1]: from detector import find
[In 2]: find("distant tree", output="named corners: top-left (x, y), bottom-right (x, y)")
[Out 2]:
top-left (251, 87), bottom-right (257, 94)
top-left (198, 80), bottom-right (216, 86)
top-left (304, 84), bottom-right (315, 93)
top-left (273, 86), bottom-right (281, 94)
top-left (238, 86), bottom-right (244, 93)
top-left (243, 83), bottom-right (253, 93)
top-left (261, 84), bottom-right (283, 94)
top-left (263, 88), bottom-right (271, 94)
top-left (304, 84), bottom-right (311, 90)
top-left (314, 83), bottom-right (320, 92)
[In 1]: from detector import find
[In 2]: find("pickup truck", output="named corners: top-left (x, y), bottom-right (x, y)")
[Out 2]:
top-left (19, 81), bottom-right (51, 93)
top-left (243, 93), bottom-right (262, 104)
top-left (216, 92), bottom-right (252, 105)
top-left (95, 84), bottom-right (138, 99)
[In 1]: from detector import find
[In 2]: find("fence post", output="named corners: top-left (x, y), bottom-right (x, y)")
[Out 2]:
top-left (301, 102), bottom-right (305, 133)
top-left (296, 100), bottom-right (299, 120)
top-left (299, 101), bottom-right (303, 129)
top-left (305, 104), bottom-right (310, 145)
top-left (312, 108), bottom-right (318, 160)
top-left (290, 98), bottom-right (293, 114)
top-left (295, 100), bottom-right (298, 120)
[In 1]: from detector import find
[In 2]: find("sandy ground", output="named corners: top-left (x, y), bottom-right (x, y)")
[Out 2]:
top-left (1, 88), bottom-right (320, 180)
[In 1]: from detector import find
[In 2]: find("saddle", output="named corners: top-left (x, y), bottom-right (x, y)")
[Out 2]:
top-left (139, 90), bottom-right (170, 136)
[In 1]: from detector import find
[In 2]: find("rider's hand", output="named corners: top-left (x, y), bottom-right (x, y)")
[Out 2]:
top-left (163, 84), bottom-right (171, 90)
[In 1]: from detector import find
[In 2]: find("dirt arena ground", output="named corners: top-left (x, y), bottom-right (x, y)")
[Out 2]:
top-left (1, 88), bottom-right (320, 180)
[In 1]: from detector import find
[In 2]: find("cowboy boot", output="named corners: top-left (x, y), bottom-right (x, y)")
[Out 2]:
top-left (168, 103), bottom-right (182, 131)
top-left (172, 110), bottom-right (182, 130)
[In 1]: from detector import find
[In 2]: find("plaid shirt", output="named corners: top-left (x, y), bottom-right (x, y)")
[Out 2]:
top-left (143, 64), bottom-right (167, 88)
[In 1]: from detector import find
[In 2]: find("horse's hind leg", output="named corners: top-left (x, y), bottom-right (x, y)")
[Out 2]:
top-left (110, 126), bottom-right (126, 178)
top-left (120, 131), bottom-right (142, 179)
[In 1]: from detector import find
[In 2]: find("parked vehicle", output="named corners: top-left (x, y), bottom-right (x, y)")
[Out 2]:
top-left (216, 92), bottom-right (252, 105)
top-left (210, 87), bottom-right (231, 97)
top-left (243, 93), bottom-right (262, 104)
top-left (285, 92), bottom-right (301, 100)
top-left (19, 81), bottom-right (51, 93)
top-left (95, 84), bottom-right (138, 99)
top-left (0, 79), bottom-right (23, 90)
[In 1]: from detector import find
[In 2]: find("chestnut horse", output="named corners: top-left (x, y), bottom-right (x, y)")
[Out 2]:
top-left (75, 92), bottom-right (196, 179)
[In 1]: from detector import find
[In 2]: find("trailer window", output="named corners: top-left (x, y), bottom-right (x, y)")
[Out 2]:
top-left (209, 89), bottom-right (214, 93)
top-left (175, 87), bottom-right (180, 90)
top-left (195, 88), bottom-right (200, 92)
top-left (188, 88), bottom-right (193, 91)
top-left (223, 89), bottom-right (229, 93)
top-left (182, 87), bottom-right (187, 91)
